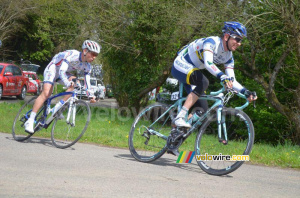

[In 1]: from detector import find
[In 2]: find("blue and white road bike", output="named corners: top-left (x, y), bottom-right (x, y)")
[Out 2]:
top-left (12, 80), bottom-right (91, 149)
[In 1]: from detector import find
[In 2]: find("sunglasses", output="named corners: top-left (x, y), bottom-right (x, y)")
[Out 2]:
top-left (89, 51), bottom-right (99, 57)
top-left (231, 35), bottom-right (242, 43)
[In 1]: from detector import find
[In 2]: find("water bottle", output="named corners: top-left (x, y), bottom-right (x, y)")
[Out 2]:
top-left (46, 106), bottom-right (51, 115)
top-left (188, 110), bottom-right (203, 124)
top-left (52, 100), bottom-right (64, 115)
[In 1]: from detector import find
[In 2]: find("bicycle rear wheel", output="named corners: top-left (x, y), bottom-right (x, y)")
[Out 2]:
top-left (51, 100), bottom-right (91, 149)
top-left (195, 108), bottom-right (254, 176)
top-left (128, 103), bottom-right (176, 162)
top-left (12, 96), bottom-right (43, 141)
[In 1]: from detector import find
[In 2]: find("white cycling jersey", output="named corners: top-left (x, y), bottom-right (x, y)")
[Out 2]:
top-left (43, 49), bottom-right (94, 97)
top-left (176, 36), bottom-right (244, 92)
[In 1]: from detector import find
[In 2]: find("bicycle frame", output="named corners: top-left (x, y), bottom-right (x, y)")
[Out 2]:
top-left (146, 83), bottom-right (249, 143)
top-left (44, 91), bottom-right (76, 126)
top-left (23, 90), bottom-right (80, 132)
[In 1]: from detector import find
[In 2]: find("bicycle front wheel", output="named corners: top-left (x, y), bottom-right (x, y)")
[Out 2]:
top-left (128, 103), bottom-right (176, 162)
top-left (12, 96), bottom-right (42, 141)
top-left (51, 100), bottom-right (91, 149)
top-left (195, 108), bottom-right (254, 176)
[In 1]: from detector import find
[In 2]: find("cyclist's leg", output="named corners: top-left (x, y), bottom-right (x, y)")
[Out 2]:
top-left (171, 57), bottom-right (194, 127)
top-left (24, 65), bottom-right (55, 133)
top-left (171, 57), bottom-right (208, 127)
top-left (188, 70), bottom-right (209, 116)
top-left (56, 74), bottom-right (76, 102)
top-left (32, 65), bottom-right (56, 114)
top-left (32, 83), bottom-right (53, 113)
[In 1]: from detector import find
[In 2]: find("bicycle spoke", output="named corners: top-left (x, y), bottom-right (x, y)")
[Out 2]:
top-left (195, 108), bottom-right (254, 176)
top-left (12, 97), bottom-right (40, 141)
top-left (129, 103), bottom-right (175, 162)
top-left (51, 100), bottom-right (91, 149)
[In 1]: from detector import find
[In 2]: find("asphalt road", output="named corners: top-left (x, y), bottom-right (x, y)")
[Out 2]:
top-left (0, 132), bottom-right (299, 198)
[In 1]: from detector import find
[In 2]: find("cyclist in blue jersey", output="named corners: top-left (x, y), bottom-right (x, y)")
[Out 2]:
top-left (24, 40), bottom-right (101, 133)
top-left (171, 22), bottom-right (257, 128)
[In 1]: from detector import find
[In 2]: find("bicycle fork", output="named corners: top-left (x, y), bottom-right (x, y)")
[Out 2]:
top-left (66, 98), bottom-right (76, 127)
top-left (217, 107), bottom-right (228, 144)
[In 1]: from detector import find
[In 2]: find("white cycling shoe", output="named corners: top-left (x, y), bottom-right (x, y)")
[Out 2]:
top-left (24, 119), bottom-right (35, 134)
top-left (174, 117), bottom-right (191, 128)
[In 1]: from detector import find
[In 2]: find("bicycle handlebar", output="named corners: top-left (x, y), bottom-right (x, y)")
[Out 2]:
top-left (70, 78), bottom-right (87, 91)
top-left (209, 83), bottom-right (250, 110)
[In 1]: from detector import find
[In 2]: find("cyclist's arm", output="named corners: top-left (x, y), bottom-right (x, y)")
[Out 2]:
top-left (202, 40), bottom-right (228, 80)
top-left (224, 63), bottom-right (244, 92)
top-left (225, 63), bottom-right (256, 100)
top-left (59, 61), bottom-right (72, 87)
top-left (203, 51), bottom-right (223, 78)
top-left (84, 72), bottom-right (94, 98)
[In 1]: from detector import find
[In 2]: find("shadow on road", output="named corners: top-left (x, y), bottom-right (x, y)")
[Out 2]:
top-left (114, 153), bottom-right (233, 177)
top-left (6, 136), bottom-right (75, 150)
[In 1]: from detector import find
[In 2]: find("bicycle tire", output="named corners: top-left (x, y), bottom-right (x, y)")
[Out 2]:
top-left (195, 107), bottom-right (254, 176)
top-left (128, 103), bottom-right (176, 162)
top-left (51, 99), bottom-right (91, 149)
top-left (12, 96), bottom-right (42, 141)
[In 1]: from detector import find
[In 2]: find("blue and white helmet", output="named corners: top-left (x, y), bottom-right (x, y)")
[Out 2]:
top-left (222, 21), bottom-right (247, 38)
top-left (82, 40), bottom-right (101, 54)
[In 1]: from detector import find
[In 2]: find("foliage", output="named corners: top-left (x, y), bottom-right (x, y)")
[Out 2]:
top-left (102, 1), bottom-right (184, 110)
top-left (0, 0), bottom-right (35, 59)
top-left (238, 0), bottom-right (300, 144)
top-left (0, 0), bottom-right (300, 144)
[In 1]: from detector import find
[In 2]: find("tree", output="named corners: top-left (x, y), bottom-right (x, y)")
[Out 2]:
top-left (14, 0), bottom-right (88, 64)
top-left (238, 0), bottom-right (300, 143)
top-left (0, 0), bottom-right (35, 58)
top-left (101, 1), bottom-right (188, 110)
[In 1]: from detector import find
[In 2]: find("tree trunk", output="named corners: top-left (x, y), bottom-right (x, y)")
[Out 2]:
top-left (240, 46), bottom-right (300, 144)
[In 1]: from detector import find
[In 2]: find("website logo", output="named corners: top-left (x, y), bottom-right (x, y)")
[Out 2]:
top-left (176, 151), bottom-right (195, 163)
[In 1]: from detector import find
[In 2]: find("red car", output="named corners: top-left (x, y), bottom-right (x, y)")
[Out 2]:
top-left (0, 62), bottom-right (29, 100)
top-left (23, 71), bottom-right (42, 95)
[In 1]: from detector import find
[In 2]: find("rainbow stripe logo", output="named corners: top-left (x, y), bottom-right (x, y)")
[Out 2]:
top-left (176, 151), bottom-right (195, 163)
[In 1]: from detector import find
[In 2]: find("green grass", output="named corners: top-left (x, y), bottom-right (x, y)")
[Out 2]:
top-left (1, 102), bottom-right (299, 169)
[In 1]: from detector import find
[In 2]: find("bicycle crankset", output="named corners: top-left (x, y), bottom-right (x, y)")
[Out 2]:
top-left (166, 128), bottom-right (184, 150)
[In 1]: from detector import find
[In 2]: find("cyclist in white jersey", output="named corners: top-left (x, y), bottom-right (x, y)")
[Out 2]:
top-left (24, 40), bottom-right (101, 133)
top-left (172, 22), bottom-right (257, 129)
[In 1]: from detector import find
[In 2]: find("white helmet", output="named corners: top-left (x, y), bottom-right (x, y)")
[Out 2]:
top-left (82, 40), bottom-right (101, 54)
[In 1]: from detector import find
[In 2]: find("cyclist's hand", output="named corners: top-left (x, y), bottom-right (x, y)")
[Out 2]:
top-left (244, 90), bottom-right (257, 102)
top-left (220, 75), bottom-right (233, 89)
